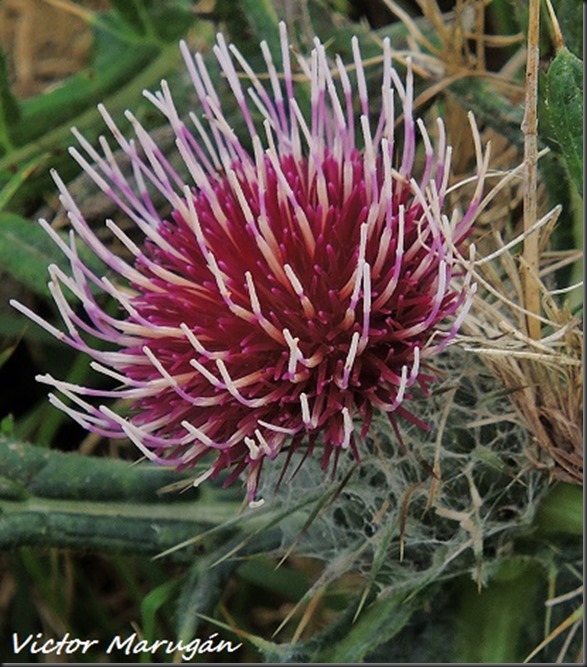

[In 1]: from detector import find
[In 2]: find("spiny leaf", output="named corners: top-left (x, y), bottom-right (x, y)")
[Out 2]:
top-left (546, 47), bottom-right (583, 195)
top-left (175, 532), bottom-right (282, 648)
top-left (313, 588), bottom-right (424, 662)
top-left (354, 510), bottom-right (400, 620)
top-left (0, 439), bottom-right (239, 557)
top-left (194, 612), bottom-right (278, 655)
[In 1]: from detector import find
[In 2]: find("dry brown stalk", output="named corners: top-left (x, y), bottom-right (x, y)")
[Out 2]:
top-left (521, 0), bottom-right (542, 340)
top-left (461, 209), bottom-right (583, 484)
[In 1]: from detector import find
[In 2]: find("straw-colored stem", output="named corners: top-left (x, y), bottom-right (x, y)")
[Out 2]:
top-left (544, 0), bottom-right (565, 51)
top-left (521, 0), bottom-right (541, 340)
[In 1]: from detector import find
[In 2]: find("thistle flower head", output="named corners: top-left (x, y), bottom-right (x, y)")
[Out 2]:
top-left (12, 25), bottom-right (488, 502)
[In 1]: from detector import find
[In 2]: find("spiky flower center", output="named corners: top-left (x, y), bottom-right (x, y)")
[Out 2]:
top-left (125, 148), bottom-right (457, 481)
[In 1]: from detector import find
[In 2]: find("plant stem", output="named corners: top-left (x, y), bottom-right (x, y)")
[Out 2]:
top-left (521, 0), bottom-right (541, 340)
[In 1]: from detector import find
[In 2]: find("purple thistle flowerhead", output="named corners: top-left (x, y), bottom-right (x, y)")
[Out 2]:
top-left (12, 24), bottom-right (489, 503)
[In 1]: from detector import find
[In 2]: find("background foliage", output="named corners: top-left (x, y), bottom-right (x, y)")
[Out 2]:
top-left (0, 0), bottom-right (583, 663)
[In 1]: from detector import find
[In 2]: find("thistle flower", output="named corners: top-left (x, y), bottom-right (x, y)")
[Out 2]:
top-left (12, 24), bottom-right (488, 502)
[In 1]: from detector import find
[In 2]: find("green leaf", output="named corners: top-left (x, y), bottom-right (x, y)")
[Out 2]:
top-left (534, 482), bottom-right (583, 537)
top-left (0, 214), bottom-right (63, 297)
top-left (140, 578), bottom-right (183, 649)
top-left (313, 588), bottom-right (424, 662)
top-left (107, 0), bottom-right (196, 44)
top-left (0, 438), bottom-right (240, 558)
top-left (237, 556), bottom-right (309, 601)
top-left (12, 45), bottom-right (156, 149)
top-left (108, 0), bottom-right (154, 38)
top-left (192, 611), bottom-right (281, 659)
top-left (144, 0), bottom-right (197, 44)
top-left (546, 47), bottom-right (583, 195)
top-left (0, 156), bottom-right (48, 212)
top-left (354, 510), bottom-right (399, 619)
top-left (239, 0), bottom-right (280, 55)
top-left (0, 413), bottom-right (15, 435)
top-left (0, 213), bottom-right (106, 298)
top-left (176, 532), bottom-right (282, 647)
top-left (0, 41), bottom-right (181, 214)
top-left (0, 311), bottom-right (57, 345)
top-left (0, 48), bottom-right (21, 152)
top-left (0, 49), bottom-right (20, 123)
top-left (555, 0), bottom-right (583, 58)
top-left (176, 544), bottom-right (246, 646)
top-left (454, 558), bottom-right (543, 663)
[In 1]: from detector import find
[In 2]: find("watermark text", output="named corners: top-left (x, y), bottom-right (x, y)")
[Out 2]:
top-left (12, 631), bottom-right (242, 661)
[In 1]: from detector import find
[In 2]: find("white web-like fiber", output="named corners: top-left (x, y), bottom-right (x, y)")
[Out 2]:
top-left (255, 346), bottom-right (546, 588)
